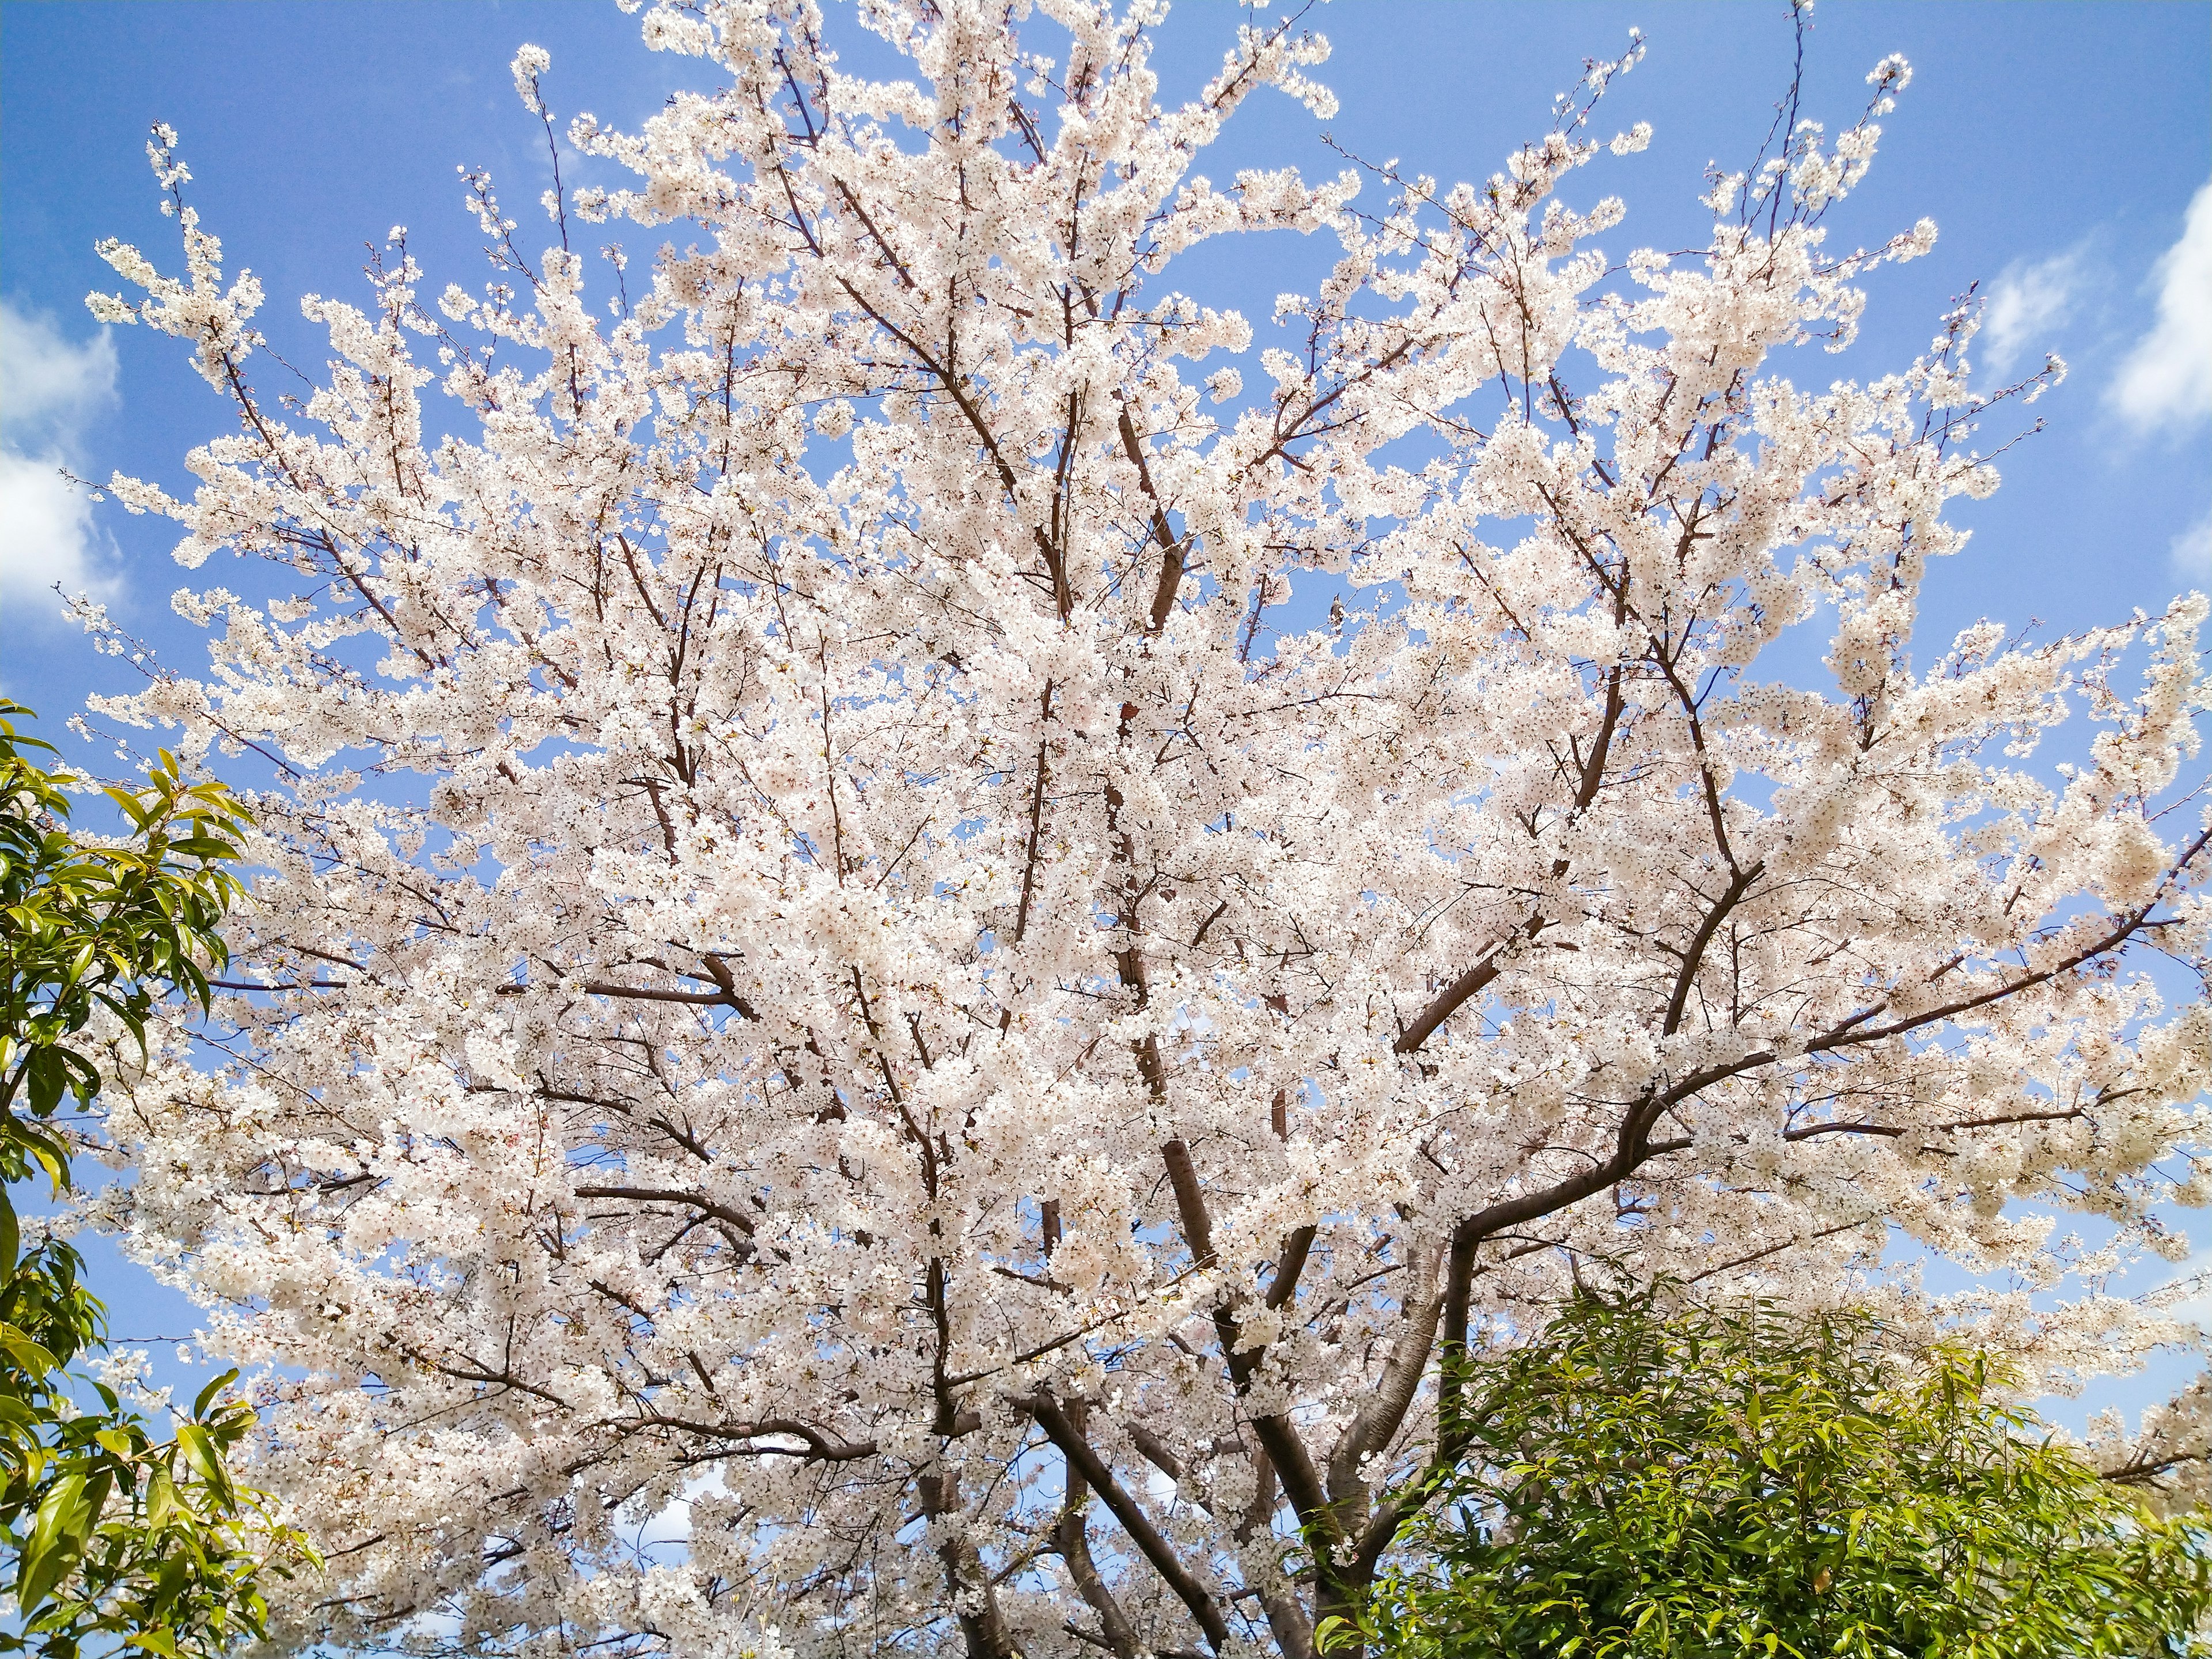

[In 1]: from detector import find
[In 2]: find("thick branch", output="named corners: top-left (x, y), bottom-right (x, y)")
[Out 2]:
top-left (632, 1414), bottom-right (875, 1462)
top-left (1267, 1225), bottom-right (1316, 1310)
top-left (1013, 682), bottom-right (1055, 944)
top-left (1395, 911), bottom-right (1544, 1055)
top-left (1157, 1138), bottom-right (1338, 1548)
top-left (1055, 1395), bottom-right (1139, 1659)
top-left (1120, 405), bottom-right (1188, 631)
top-left (1662, 859), bottom-right (1763, 1037)
top-left (1028, 1392), bottom-right (1230, 1653)
top-left (1328, 1237), bottom-right (1445, 1499)
top-left (571, 1184), bottom-right (756, 1236)
top-left (1161, 1138), bottom-right (1214, 1266)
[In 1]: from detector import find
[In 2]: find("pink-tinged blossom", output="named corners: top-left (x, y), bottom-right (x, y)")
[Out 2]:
top-left (70, 2), bottom-right (2212, 1655)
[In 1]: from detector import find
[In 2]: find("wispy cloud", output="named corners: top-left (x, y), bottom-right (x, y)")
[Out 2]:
top-left (2109, 180), bottom-right (2212, 431)
top-left (0, 299), bottom-right (120, 621)
top-left (1982, 249), bottom-right (2082, 379)
top-left (2173, 506), bottom-right (2212, 590)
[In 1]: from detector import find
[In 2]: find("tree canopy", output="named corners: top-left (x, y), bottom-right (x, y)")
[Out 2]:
top-left (1342, 1291), bottom-right (2211, 1659)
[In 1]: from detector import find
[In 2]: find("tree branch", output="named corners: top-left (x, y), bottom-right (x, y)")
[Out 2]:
top-left (1028, 1391), bottom-right (1230, 1653)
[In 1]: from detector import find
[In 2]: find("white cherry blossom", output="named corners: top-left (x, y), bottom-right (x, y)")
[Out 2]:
top-left (71, 3), bottom-right (2210, 1655)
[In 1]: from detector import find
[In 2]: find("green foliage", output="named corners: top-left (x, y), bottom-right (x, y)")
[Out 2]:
top-left (1336, 1290), bottom-right (2211, 1659)
top-left (1, 703), bottom-right (246, 1145)
top-left (0, 703), bottom-right (313, 1656)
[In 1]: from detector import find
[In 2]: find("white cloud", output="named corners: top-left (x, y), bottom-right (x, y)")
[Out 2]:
top-left (2109, 180), bottom-right (2212, 431)
top-left (0, 452), bottom-right (115, 612)
top-left (0, 300), bottom-right (120, 621)
top-left (2173, 506), bottom-right (2212, 589)
top-left (1982, 249), bottom-right (2082, 378)
top-left (3, 301), bottom-right (118, 449)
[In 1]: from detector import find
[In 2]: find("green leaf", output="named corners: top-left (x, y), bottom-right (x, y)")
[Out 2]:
top-left (17, 1469), bottom-right (88, 1612)
top-left (191, 1366), bottom-right (240, 1421)
top-left (25, 1046), bottom-right (63, 1117)
top-left (151, 1546), bottom-right (191, 1609)
top-left (0, 1327), bottom-right (62, 1378)
top-left (143, 1463), bottom-right (177, 1529)
top-left (173, 1422), bottom-right (234, 1506)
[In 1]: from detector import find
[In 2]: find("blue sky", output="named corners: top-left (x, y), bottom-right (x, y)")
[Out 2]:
top-left (1, 1), bottom-right (2208, 1429)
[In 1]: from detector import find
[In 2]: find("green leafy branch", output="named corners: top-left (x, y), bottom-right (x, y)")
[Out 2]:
top-left (1332, 1289), bottom-right (2211, 1659)
top-left (0, 702), bottom-right (316, 1657)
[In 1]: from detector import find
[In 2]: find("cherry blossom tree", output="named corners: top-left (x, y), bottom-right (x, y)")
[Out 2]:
top-left (69, 1), bottom-right (2210, 1654)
